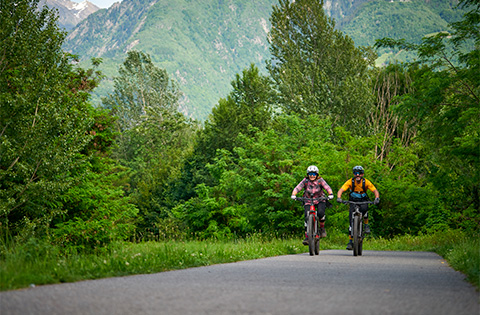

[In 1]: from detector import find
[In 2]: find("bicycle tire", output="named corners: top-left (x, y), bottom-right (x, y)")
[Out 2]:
top-left (353, 215), bottom-right (360, 256)
top-left (307, 215), bottom-right (315, 256)
top-left (314, 238), bottom-right (320, 255)
top-left (359, 218), bottom-right (364, 255)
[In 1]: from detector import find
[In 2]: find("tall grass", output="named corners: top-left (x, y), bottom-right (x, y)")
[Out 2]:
top-left (364, 230), bottom-right (480, 288)
top-left (0, 234), bottom-right (305, 291)
top-left (1, 230), bottom-right (478, 291)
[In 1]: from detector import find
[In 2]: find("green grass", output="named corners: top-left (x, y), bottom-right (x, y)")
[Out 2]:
top-left (364, 230), bottom-right (480, 288)
top-left (0, 234), bottom-right (305, 291)
top-left (1, 230), bottom-right (478, 291)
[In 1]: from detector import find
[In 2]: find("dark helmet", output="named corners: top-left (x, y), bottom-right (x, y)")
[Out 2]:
top-left (353, 165), bottom-right (364, 175)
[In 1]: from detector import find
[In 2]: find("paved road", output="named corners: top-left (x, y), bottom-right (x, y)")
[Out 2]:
top-left (1, 250), bottom-right (478, 315)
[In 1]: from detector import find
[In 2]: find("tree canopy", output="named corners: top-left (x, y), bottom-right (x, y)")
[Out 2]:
top-left (267, 0), bottom-right (376, 131)
top-left (1, 0), bottom-right (99, 234)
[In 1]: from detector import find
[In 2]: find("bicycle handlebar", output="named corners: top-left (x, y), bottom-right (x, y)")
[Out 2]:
top-left (339, 200), bottom-right (374, 205)
top-left (294, 196), bottom-right (328, 202)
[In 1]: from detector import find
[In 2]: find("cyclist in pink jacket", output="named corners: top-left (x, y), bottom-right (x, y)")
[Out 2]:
top-left (291, 165), bottom-right (334, 245)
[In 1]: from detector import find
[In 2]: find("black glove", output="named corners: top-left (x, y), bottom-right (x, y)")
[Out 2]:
top-left (336, 198), bottom-right (343, 203)
top-left (374, 198), bottom-right (380, 205)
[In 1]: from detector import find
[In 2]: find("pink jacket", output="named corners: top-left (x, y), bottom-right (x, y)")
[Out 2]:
top-left (293, 177), bottom-right (332, 205)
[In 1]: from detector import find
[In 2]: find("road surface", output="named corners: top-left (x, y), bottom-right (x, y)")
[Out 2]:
top-left (1, 250), bottom-right (478, 314)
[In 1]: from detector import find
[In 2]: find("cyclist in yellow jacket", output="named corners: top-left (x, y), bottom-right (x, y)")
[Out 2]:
top-left (337, 165), bottom-right (379, 250)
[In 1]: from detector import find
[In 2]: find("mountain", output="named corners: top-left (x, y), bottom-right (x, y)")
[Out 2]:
top-left (64, 0), bottom-right (275, 119)
top-left (337, 0), bottom-right (465, 64)
top-left (40, 0), bottom-right (100, 30)
top-left (62, 0), bottom-right (466, 120)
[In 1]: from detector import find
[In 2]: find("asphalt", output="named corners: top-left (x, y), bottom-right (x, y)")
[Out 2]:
top-left (1, 250), bottom-right (479, 314)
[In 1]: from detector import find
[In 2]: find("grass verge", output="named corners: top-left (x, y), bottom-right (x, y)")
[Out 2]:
top-left (364, 230), bottom-right (480, 288)
top-left (0, 235), bottom-right (305, 291)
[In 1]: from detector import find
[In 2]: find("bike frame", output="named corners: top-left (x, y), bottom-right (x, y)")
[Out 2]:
top-left (341, 200), bottom-right (373, 256)
top-left (295, 197), bottom-right (327, 256)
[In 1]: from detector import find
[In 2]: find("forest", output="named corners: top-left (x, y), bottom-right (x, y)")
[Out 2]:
top-left (0, 0), bottom-right (478, 263)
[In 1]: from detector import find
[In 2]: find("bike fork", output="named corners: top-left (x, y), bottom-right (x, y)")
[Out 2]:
top-left (310, 205), bottom-right (319, 239)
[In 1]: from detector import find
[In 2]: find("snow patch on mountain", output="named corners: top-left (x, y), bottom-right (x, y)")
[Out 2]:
top-left (39, 0), bottom-right (100, 30)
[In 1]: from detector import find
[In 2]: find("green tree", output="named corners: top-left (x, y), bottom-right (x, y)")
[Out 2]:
top-left (267, 0), bottom-right (376, 130)
top-left (0, 0), bottom-right (102, 236)
top-left (175, 64), bottom-right (277, 202)
top-left (369, 63), bottom-right (417, 162)
top-left (196, 64), bottom-right (277, 162)
top-left (375, 0), bottom-right (480, 231)
top-left (103, 50), bottom-right (185, 161)
top-left (51, 108), bottom-right (139, 251)
top-left (102, 50), bottom-right (196, 235)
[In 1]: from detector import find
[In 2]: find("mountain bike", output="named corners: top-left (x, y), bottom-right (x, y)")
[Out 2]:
top-left (340, 200), bottom-right (374, 256)
top-left (294, 197), bottom-right (327, 256)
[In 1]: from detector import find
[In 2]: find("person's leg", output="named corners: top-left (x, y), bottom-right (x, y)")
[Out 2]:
top-left (361, 204), bottom-right (371, 234)
top-left (346, 204), bottom-right (354, 250)
top-left (316, 202), bottom-right (326, 237)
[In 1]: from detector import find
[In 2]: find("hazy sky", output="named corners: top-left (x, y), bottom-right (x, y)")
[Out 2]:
top-left (72, 0), bottom-right (122, 9)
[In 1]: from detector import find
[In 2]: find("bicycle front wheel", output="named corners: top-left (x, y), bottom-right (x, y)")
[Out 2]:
top-left (358, 236), bottom-right (363, 256)
top-left (307, 215), bottom-right (315, 256)
top-left (358, 220), bottom-right (364, 256)
top-left (353, 215), bottom-right (361, 256)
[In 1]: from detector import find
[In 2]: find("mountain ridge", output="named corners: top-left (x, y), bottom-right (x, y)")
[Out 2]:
top-left (40, 0), bottom-right (100, 30)
top-left (65, 0), bottom-right (274, 119)
top-left (63, 0), bottom-right (465, 120)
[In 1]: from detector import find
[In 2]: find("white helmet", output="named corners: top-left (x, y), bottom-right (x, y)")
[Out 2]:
top-left (306, 165), bottom-right (319, 175)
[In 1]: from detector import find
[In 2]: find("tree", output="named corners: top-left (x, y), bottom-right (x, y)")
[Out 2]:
top-left (267, 0), bottom-right (376, 131)
top-left (375, 0), bottom-right (480, 231)
top-left (197, 64), bottom-right (277, 161)
top-left (102, 50), bottom-right (196, 235)
top-left (103, 50), bottom-right (185, 161)
top-left (369, 63), bottom-right (417, 163)
top-left (0, 0), bottom-right (102, 236)
top-left (51, 107), bottom-right (139, 251)
top-left (174, 64), bottom-right (277, 202)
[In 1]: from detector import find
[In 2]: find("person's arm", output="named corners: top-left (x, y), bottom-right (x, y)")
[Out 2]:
top-left (291, 179), bottom-right (305, 198)
top-left (320, 179), bottom-right (334, 198)
top-left (291, 189), bottom-right (298, 198)
top-left (337, 180), bottom-right (350, 202)
top-left (366, 179), bottom-right (380, 202)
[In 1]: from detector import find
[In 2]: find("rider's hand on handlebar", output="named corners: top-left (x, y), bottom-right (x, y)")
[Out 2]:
top-left (336, 198), bottom-right (343, 203)
top-left (328, 194), bottom-right (334, 200)
top-left (374, 197), bottom-right (380, 205)
top-left (291, 195), bottom-right (296, 200)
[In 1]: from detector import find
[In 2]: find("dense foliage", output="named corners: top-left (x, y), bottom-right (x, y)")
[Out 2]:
top-left (0, 0), bottom-right (478, 256)
top-left (102, 50), bottom-right (197, 237)
top-left (267, 0), bottom-right (376, 132)
top-left (1, 0), bottom-right (137, 249)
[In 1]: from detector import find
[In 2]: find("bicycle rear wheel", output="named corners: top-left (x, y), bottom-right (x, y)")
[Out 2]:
top-left (307, 215), bottom-right (315, 256)
top-left (353, 215), bottom-right (360, 256)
